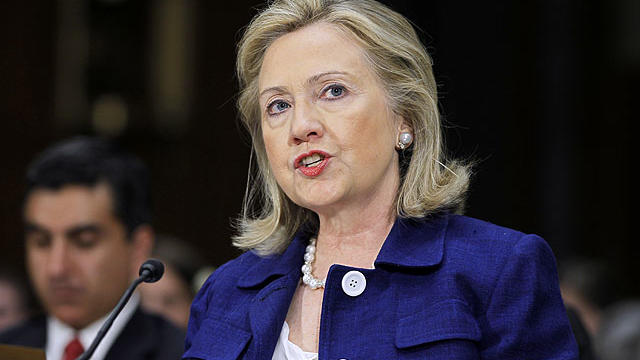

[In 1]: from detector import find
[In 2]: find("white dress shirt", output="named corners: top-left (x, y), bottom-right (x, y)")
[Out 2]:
top-left (272, 321), bottom-right (318, 360)
top-left (45, 293), bottom-right (140, 360)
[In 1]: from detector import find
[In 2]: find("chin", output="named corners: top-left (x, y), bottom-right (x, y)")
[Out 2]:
top-left (52, 306), bottom-right (92, 329)
top-left (294, 190), bottom-right (347, 212)
top-left (284, 178), bottom-right (351, 213)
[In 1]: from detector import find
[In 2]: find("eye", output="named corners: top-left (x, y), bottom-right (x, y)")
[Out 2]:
top-left (72, 232), bottom-right (99, 249)
top-left (322, 84), bottom-right (347, 99)
top-left (26, 232), bottom-right (51, 249)
top-left (67, 227), bottom-right (103, 249)
top-left (267, 100), bottom-right (291, 115)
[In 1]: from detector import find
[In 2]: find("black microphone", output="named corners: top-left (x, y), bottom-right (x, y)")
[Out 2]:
top-left (138, 258), bottom-right (164, 283)
top-left (76, 259), bottom-right (165, 360)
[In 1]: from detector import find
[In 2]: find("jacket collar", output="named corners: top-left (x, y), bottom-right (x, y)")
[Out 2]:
top-left (237, 229), bottom-right (308, 289)
top-left (374, 214), bottom-right (447, 269)
top-left (236, 214), bottom-right (448, 288)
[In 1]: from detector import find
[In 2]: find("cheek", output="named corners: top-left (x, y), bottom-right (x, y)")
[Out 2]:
top-left (342, 112), bottom-right (396, 162)
top-left (90, 244), bottom-right (133, 282)
top-left (262, 131), bottom-right (289, 172)
top-left (26, 249), bottom-right (45, 281)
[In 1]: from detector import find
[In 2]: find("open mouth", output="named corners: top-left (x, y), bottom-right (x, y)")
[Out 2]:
top-left (294, 150), bottom-right (331, 177)
top-left (295, 151), bottom-right (330, 169)
top-left (298, 153), bottom-right (325, 168)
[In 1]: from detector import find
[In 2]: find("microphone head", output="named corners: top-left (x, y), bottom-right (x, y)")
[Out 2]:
top-left (139, 259), bottom-right (165, 283)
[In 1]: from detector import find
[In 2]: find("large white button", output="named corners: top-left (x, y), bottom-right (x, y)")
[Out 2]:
top-left (341, 270), bottom-right (366, 297)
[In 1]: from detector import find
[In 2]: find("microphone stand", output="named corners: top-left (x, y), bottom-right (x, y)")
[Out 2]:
top-left (76, 259), bottom-right (163, 360)
top-left (75, 276), bottom-right (144, 360)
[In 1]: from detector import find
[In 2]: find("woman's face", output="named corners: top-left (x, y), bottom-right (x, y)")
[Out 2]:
top-left (258, 22), bottom-right (405, 214)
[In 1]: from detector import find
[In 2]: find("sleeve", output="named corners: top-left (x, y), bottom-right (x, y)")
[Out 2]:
top-left (183, 269), bottom-right (216, 356)
top-left (481, 234), bottom-right (579, 359)
top-left (182, 262), bottom-right (252, 360)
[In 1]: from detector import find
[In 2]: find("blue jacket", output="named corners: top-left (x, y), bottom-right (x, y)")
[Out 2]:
top-left (183, 214), bottom-right (578, 359)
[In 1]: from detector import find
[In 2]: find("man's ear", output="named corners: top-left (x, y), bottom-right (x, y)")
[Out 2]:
top-left (129, 224), bottom-right (154, 275)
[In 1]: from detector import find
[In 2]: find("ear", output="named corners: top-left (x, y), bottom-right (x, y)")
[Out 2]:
top-left (396, 117), bottom-right (413, 136)
top-left (129, 224), bottom-right (154, 276)
top-left (394, 116), bottom-right (414, 150)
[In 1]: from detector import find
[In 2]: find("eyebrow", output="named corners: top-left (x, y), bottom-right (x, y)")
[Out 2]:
top-left (259, 71), bottom-right (350, 99)
top-left (23, 222), bottom-right (102, 238)
top-left (307, 71), bottom-right (349, 84)
top-left (259, 86), bottom-right (288, 99)
top-left (24, 222), bottom-right (47, 234)
top-left (65, 224), bottom-right (102, 238)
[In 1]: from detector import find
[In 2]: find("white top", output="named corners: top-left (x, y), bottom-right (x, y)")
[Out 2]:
top-left (45, 293), bottom-right (140, 360)
top-left (272, 321), bottom-right (318, 360)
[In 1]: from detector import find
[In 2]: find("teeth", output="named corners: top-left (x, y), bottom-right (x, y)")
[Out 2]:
top-left (301, 153), bottom-right (323, 167)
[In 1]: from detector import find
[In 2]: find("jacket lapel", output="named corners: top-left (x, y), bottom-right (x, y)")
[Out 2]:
top-left (237, 231), bottom-right (309, 356)
top-left (248, 272), bottom-right (299, 356)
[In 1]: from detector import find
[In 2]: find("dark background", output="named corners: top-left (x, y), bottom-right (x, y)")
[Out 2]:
top-left (1, 1), bottom-right (637, 301)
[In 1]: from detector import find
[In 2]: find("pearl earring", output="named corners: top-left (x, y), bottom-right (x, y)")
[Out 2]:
top-left (397, 132), bottom-right (413, 150)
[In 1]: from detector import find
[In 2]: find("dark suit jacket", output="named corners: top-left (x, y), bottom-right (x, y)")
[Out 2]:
top-left (0, 308), bottom-right (185, 360)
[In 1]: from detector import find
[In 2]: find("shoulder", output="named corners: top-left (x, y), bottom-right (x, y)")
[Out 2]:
top-left (184, 251), bottom-right (270, 355)
top-left (443, 216), bottom-right (578, 356)
top-left (195, 250), bottom-right (263, 300)
top-left (434, 214), bottom-right (558, 304)
top-left (133, 309), bottom-right (186, 343)
top-left (444, 214), bottom-right (551, 260)
top-left (0, 315), bottom-right (46, 348)
top-left (445, 214), bottom-right (529, 241)
top-left (188, 250), bottom-right (267, 326)
top-left (108, 308), bottom-right (185, 360)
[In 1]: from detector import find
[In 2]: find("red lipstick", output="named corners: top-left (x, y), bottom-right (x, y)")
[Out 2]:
top-left (294, 150), bottom-right (331, 177)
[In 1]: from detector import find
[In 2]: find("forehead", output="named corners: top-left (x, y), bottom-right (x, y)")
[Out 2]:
top-left (24, 183), bottom-right (117, 229)
top-left (259, 22), bottom-right (374, 90)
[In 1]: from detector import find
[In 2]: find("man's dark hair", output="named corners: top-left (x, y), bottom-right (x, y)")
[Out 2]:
top-left (152, 235), bottom-right (206, 297)
top-left (24, 136), bottom-right (151, 234)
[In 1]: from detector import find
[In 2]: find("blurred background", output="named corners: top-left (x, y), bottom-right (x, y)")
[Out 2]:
top-left (0, 0), bottom-right (637, 339)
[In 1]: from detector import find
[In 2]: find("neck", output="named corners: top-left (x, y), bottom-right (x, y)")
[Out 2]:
top-left (311, 194), bottom-right (397, 274)
top-left (304, 159), bottom-right (401, 277)
top-left (317, 206), bottom-right (394, 248)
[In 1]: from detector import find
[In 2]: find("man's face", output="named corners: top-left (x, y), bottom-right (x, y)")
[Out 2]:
top-left (0, 280), bottom-right (28, 332)
top-left (139, 264), bottom-right (192, 330)
top-left (24, 183), bottom-right (140, 329)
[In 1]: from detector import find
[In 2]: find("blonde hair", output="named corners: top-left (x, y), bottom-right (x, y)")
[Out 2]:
top-left (234, 0), bottom-right (470, 255)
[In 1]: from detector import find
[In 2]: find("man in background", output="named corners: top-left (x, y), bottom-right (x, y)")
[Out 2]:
top-left (0, 267), bottom-right (34, 333)
top-left (139, 235), bottom-right (206, 330)
top-left (0, 137), bottom-right (185, 360)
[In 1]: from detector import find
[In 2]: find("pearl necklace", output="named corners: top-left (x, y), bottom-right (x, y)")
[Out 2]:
top-left (301, 238), bottom-right (325, 289)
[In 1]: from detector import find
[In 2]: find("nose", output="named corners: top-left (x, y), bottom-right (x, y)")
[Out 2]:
top-left (47, 238), bottom-right (71, 279)
top-left (289, 100), bottom-right (324, 145)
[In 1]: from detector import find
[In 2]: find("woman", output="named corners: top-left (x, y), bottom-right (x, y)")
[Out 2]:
top-left (184, 0), bottom-right (578, 359)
